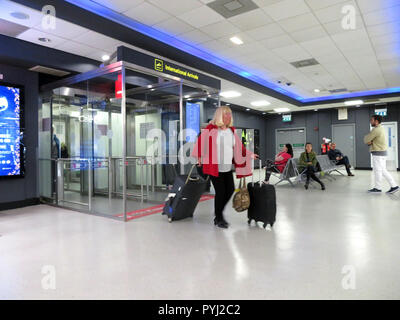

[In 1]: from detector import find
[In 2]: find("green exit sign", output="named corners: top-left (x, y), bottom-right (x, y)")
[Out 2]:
top-left (282, 114), bottom-right (292, 122)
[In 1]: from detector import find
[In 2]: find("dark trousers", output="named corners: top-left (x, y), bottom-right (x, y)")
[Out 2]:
top-left (304, 166), bottom-right (323, 186)
top-left (336, 156), bottom-right (351, 174)
top-left (265, 165), bottom-right (280, 182)
top-left (210, 171), bottom-right (235, 222)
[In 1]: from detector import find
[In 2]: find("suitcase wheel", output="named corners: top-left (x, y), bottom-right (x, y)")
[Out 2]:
top-left (168, 217), bottom-right (172, 223)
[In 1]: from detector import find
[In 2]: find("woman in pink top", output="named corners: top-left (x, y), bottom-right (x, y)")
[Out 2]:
top-left (264, 144), bottom-right (293, 183)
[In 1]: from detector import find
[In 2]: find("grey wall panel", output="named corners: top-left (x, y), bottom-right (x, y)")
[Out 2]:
top-left (317, 110), bottom-right (332, 146)
top-left (305, 112), bottom-right (319, 149)
top-left (0, 63), bottom-right (39, 204)
top-left (354, 108), bottom-right (371, 168)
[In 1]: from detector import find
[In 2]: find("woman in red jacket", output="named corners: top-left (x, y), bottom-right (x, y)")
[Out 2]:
top-left (192, 106), bottom-right (258, 228)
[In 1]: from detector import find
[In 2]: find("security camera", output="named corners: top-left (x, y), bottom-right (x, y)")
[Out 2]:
top-left (286, 82), bottom-right (292, 86)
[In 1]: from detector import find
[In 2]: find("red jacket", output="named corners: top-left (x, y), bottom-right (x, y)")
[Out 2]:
top-left (192, 123), bottom-right (254, 178)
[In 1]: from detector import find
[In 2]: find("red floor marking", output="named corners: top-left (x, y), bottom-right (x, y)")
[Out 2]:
top-left (116, 194), bottom-right (215, 221)
top-left (114, 203), bottom-right (164, 218)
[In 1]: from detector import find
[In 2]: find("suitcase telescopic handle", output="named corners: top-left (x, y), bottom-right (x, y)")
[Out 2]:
top-left (185, 164), bottom-right (210, 184)
top-left (252, 159), bottom-right (263, 186)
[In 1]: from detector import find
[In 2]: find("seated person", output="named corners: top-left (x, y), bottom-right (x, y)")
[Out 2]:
top-left (327, 142), bottom-right (354, 176)
top-left (264, 144), bottom-right (293, 183)
top-left (298, 143), bottom-right (325, 190)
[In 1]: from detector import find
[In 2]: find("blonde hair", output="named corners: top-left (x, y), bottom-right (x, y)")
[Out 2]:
top-left (211, 106), bottom-right (233, 127)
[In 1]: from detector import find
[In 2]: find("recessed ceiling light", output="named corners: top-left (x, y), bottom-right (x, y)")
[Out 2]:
top-left (246, 108), bottom-right (250, 111)
top-left (102, 55), bottom-right (110, 61)
top-left (38, 37), bottom-right (51, 43)
top-left (10, 12), bottom-right (30, 20)
top-left (314, 89), bottom-right (320, 93)
top-left (251, 100), bottom-right (270, 107)
top-left (184, 95), bottom-right (190, 98)
top-left (220, 91), bottom-right (241, 98)
top-left (274, 108), bottom-right (290, 113)
top-left (344, 100), bottom-right (363, 106)
top-left (262, 112), bottom-right (266, 115)
top-left (226, 103), bottom-right (230, 106)
top-left (230, 36), bottom-right (243, 45)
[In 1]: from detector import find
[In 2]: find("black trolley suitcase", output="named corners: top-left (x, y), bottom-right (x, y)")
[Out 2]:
top-left (162, 165), bottom-right (208, 223)
top-left (247, 159), bottom-right (277, 229)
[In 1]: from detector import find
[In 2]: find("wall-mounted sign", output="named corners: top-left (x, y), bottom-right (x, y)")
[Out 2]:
top-left (338, 107), bottom-right (348, 120)
top-left (117, 46), bottom-right (221, 90)
top-left (282, 114), bottom-right (292, 122)
top-left (375, 108), bottom-right (387, 116)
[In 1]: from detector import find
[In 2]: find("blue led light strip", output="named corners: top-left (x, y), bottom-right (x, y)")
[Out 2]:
top-left (66, 0), bottom-right (400, 103)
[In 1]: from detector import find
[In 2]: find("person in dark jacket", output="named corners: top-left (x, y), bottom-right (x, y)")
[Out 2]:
top-left (298, 143), bottom-right (325, 190)
top-left (327, 143), bottom-right (354, 176)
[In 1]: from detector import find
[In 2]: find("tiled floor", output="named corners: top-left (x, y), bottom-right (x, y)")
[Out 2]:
top-left (1, 170), bottom-right (399, 299)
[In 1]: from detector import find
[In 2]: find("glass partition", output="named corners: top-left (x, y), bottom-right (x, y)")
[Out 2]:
top-left (39, 62), bottom-right (219, 221)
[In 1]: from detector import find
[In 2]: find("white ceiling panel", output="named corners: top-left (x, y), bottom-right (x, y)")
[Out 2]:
top-left (217, 32), bottom-right (256, 48)
top-left (228, 8), bottom-right (273, 31)
top-left (124, 2), bottom-right (171, 26)
top-left (271, 44), bottom-right (312, 62)
top-left (261, 34), bottom-right (296, 49)
top-left (366, 21), bottom-right (400, 38)
top-left (253, 0), bottom-right (285, 7)
top-left (375, 46), bottom-right (400, 61)
top-left (199, 39), bottom-right (231, 53)
top-left (16, 29), bottom-right (67, 48)
top-left (305, 0), bottom-right (349, 11)
top-left (148, 0), bottom-right (203, 16)
top-left (153, 17), bottom-right (194, 35)
top-left (199, 20), bottom-right (240, 39)
top-left (73, 31), bottom-right (121, 50)
top-left (179, 29), bottom-right (213, 44)
top-left (177, 5), bottom-right (225, 28)
top-left (370, 32), bottom-right (400, 47)
top-left (362, 5), bottom-right (400, 27)
top-left (330, 29), bottom-right (371, 49)
top-left (300, 36), bottom-right (341, 57)
top-left (54, 41), bottom-right (96, 57)
top-left (93, 0), bottom-right (144, 13)
top-left (356, 0), bottom-right (399, 14)
top-left (244, 23), bottom-right (286, 41)
top-left (291, 25), bottom-right (327, 42)
top-left (262, 0), bottom-right (310, 21)
top-left (278, 13), bottom-right (320, 33)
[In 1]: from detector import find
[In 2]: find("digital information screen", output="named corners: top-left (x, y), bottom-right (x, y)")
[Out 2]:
top-left (0, 85), bottom-right (22, 177)
top-left (185, 102), bottom-right (200, 143)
